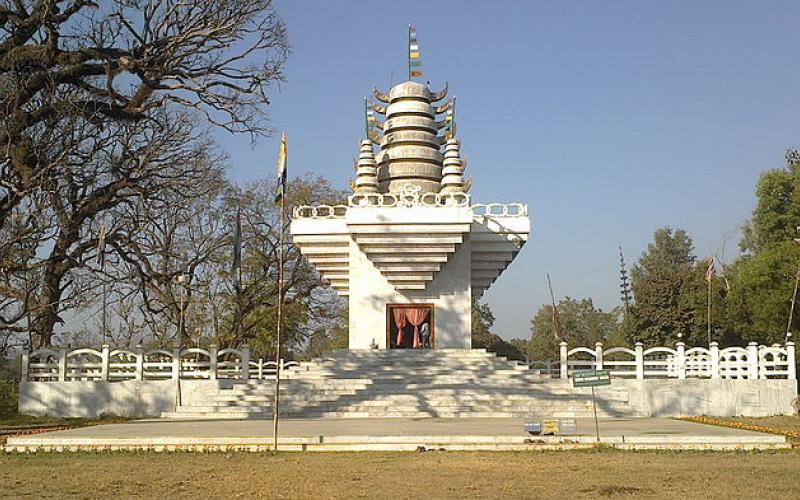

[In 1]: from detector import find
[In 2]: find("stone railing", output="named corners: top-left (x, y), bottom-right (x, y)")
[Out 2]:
top-left (292, 204), bottom-right (348, 219)
top-left (526, 341), bottom-right (796, 380)
top-left (291, 199), bottom-right (529, 220)
top-left (471, 203), bottom-right (528, 217)
top-left (22, 345), bottom-right (299, 382)
top-left (348, 190), bottom-right (471, 209)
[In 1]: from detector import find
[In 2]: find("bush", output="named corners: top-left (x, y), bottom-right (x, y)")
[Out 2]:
top-left (0, 357), bottom-right (20, 418)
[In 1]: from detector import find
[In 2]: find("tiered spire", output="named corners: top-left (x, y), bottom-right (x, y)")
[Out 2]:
top-left (349, 28), bottom-right (470, 195)
top-left (353, 139), bottom-right (378, 193)
top-left (439, 139), bottom-right (465, 193)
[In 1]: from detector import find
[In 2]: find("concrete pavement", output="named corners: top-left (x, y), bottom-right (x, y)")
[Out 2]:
top-left (4, 417), bottom-right (789, 452)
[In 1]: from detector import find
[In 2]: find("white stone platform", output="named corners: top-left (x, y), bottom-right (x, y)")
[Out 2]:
top-left (4, 417), bottom-right (788, 452)
top-left (162, 350), bottom-right (648, 420)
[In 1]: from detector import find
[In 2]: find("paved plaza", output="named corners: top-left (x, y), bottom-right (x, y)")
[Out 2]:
top-left (5, 417), bottom-right (788, 452)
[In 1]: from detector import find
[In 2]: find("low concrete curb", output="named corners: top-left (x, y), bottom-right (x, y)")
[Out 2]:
top-left (5, 432), bottom-right (788, 452)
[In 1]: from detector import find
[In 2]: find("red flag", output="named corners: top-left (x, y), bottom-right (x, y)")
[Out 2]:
top-left (705, 257), bottom-right (715, 282)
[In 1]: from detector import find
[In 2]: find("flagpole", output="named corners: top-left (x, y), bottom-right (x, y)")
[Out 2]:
top-left (407, 25), bottom-right (411, 80)
top-left (547, 273), bottom-right (562, 342)
top-left (707, 268), bottom-right (712, 346)
top-left (272, 134), bottom-right (287, 452)
top-left (787, 260), bottom-right (800, 340)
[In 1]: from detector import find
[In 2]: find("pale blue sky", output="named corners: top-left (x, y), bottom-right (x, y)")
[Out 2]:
top-left (218, 0), bottom-right (800, 340)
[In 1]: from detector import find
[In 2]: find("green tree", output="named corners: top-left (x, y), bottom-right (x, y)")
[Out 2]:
top-left (523, 297), bottom-right (623, 360)
top-left (627, 227), bottom-right (705, 346)
top-left (724, 150), bottom-right (800, 344)
top-left (471, 300), bottom-right (525, 360)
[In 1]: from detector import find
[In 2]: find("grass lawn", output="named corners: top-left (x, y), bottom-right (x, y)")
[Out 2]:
top-left (1, 450), bottom-right (799, 499)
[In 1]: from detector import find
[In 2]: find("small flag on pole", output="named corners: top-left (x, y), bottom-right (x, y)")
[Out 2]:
top-left (408, 25), bottom-right (423, 79)
top-left (274, 132), bottom-right (287, 202)
top-left (96, 225), bottom-right (106, 271)
top-left (365, 98), bottom-right (376, 137)
top-left (705, 257), bottom-right (715, 282)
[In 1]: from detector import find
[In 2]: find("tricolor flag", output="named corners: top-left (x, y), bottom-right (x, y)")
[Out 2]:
top-left (274, 132), bottom-right (287, 202)
top-left (409, 25), bottom-right (422, 78)
top-left (705, 256), bottom-right (715, 282)
top-left (96, 224), bottom-right (106, 271)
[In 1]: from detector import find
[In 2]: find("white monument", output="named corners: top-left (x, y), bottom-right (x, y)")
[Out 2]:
top-left (291, 76), bottom-right (530, 349)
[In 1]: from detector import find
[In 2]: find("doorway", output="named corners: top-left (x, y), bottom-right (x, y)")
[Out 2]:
top-left (386, 304), bottom-right (435, 349)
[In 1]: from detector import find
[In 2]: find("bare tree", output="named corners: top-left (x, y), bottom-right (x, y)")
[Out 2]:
top-left (2, 0), bottom-right (288, 223)
top-left (1, 0), bottom-right (288, 347)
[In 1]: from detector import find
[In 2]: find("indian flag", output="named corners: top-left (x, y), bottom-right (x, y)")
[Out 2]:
top-left (274, 132), bottom-right (287, 202)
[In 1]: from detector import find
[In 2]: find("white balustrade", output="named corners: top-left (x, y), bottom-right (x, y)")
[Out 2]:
top-left (292, 204), bottom-right (348, 219)
top-left (471, 203), bottom-right (528, 217)
top-left (293, 196), bottom-right (530, 220)
top-left (22, 341), bottom-right (797, 382)
top-left (23, 345), bottom-right (297, 382)
top-left (544, 340), bottom-right (796, 380)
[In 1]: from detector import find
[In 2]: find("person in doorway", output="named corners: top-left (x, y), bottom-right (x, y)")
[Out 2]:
top-left (420, 321), bottom-right (431, 349)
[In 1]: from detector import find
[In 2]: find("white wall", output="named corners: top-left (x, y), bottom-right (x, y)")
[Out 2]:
top-left (17, 380), bottom-right (221, 418)
top-left (18, 378), bottom-right (797, 418)
top-left (348, 239), bottom-right (472, 349)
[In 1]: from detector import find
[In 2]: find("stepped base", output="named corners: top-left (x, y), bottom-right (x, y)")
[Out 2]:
top-left (163, 349), bottom-right (646, 420)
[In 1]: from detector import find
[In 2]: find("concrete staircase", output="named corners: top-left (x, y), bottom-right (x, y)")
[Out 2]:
top-left (161, 349), bottom-right (646, 419)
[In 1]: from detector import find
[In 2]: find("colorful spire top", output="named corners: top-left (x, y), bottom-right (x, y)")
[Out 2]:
top-left (364, 97), bottom-right (375, 138)
top-left (408, 25), bottom-right (422, 79)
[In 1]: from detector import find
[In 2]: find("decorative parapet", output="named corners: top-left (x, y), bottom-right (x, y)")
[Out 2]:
top-left (349, 185), bottom-right (470, 208)
top-left (292, 204), bottom-right (348, 219)
top-left (536, 341), bottom-right (797, 380)
top-left (23, 345), bottom-right (299, 382)
top-left (471, 203), bottom-right (528, 217)
top-left (291, 195), bottom-right (529, 221)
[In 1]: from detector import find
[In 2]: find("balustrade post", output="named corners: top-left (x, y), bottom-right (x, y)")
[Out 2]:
top-left (786, 341), bottom-right (796, 380)
top-left (710, 342), bottom-right (720, 379)
top-left (172, 348), bottom-right (181, 380)
top-left (634, 342), bottom-right (644, 379)
top-left (100, 344), bottom-right (110, 381)
top-left (258, 359), bottom-right (264, 380)
top-left (675, 341), bottom-right (686, 379)
top-left (559, 342), bottom-right (568, 379)
top-left (21, 350), bottom-right (29, 382)
top-left (134, 345), bottom-right (144, 380)
top-left (209, 344), bottom-right (218, 380)
top-left (748, 342), bottom-right (760, 379)
top-left (241, 345), bottom-right (251, 380)
top-left (58, 348), bottom-right (67, 382)
top-left (595, 342), bottom-right (604, 370)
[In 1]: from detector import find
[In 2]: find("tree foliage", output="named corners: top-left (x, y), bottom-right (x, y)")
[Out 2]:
top-left (723, 150), bottom-right (800, 344)
top-left (0, 0), bottom-right (289, 350)
top-left (522, 297), bottom-right (623, 359)
top-left (626, 227), bottom-right (706, 346)
top-left (471, 300), bottom-right (525, 361)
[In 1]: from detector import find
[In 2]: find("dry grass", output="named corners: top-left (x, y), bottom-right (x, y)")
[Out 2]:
top-left (1, 449), bottom-right (799, 499)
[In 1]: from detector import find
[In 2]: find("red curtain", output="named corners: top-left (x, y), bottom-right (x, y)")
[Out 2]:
top-left (404, 308), bottom-right (430, 349)
top-left (393, 309), bottom-right (408, 346)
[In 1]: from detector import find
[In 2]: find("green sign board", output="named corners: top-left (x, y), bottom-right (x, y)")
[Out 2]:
top-left (571, 369), bottom-right (612, 388)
